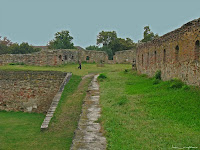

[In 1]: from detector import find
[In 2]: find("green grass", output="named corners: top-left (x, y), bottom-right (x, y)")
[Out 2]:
top-left (99, 70), bottom-right (200, 149)
top-left (2, 63), bottom-right (199, 149)
top-left (0, 64), bottom-right (131, 149)
top-left (0, 63), bottom-right (131, 76)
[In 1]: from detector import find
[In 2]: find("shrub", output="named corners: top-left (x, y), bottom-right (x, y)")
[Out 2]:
top-left (140, 74), bottom-right (147, 78)
top-left (9, 62), bottom-right (25, 65)
top-left (154, 70), bottom-right (161, 80)
top-left (152, 79), bottom-right (160, 85)
top-left (182, 85), bottom-right (190, 90)
top-left (98, 73), bottom-right (107, 82)
top-left (170, 78), bottom-right (184, 89)
top-left (124, 69), bottom-right (129, 73)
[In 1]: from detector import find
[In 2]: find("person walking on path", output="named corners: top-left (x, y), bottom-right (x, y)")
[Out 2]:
top-left (78, 60), bottom-right (81, 69)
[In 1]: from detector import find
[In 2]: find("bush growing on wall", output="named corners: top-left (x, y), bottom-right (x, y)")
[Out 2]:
top-left (154, 70), bottom-right (161, 80)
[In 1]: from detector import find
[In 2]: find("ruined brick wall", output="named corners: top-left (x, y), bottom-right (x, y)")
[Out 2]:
top-left (0, 71), bottom-right (67, 113)
top-left (113, 49), bottom-right (136, 63)
top-left (79, 50), bottom-right (108, 63)
top-left (0, 49), bottom-right (79, 66)
top-left (0, 49), bottom-right (108, 66)
top-left (137, 18), bottom-right (200, 86)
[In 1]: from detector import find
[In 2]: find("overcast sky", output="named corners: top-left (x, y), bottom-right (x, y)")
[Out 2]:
top-left (0, 0), bottom-right (200, 48)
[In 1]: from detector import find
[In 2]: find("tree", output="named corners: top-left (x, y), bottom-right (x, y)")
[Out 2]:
top-left (110, 38), bottom-right (136, 53)
top-left (86, 45), bottom-right (99, 50)
top-left (47, 30), bottom-right (75, 49)
top-left (140, 26), bottom-right (159, 43)
top-left (0, 35), bottom-right (40, 55)
top-left (97, 31), bottom-right (117, 47)
top-left (0, 36), bottom-right (12, 54)
top-left (0, 36), bottom-right (12, 46)
top-left (85, 45), bottom-right (113, 60)
top-left (86, 31), bottom-right (136, 60)
top-left (9, 42), bottom-right (40, 54)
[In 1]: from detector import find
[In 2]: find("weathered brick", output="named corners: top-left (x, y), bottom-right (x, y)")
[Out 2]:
top-left (0, 71), bottom-right (67, 113)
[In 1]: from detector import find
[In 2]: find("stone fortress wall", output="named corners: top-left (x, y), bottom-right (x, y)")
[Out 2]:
top-left (137, 18), bottom-right (200, 86)
top-left (0, 71), bottom-right (67, 113)
top-left (113, 49), bottom-right (136, 63)
top-left (0, 49), bottom-right (108, 66)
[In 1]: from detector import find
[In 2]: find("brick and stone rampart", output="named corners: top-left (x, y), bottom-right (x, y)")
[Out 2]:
top-left (80, 50), bottom-right (108, 63)
top-left (137, 18), bottom-right (200, 86)
top-left (113, 49), bottom-right (136, 63)
top-left (0, 71), bottom-right (67, 113)
top-left (0, 49), bottom-right (108, 66)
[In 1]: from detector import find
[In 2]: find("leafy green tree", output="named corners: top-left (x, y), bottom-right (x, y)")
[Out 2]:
top-left (140, 26), bottom-right (159, 43)
top-left (48, 30), bottom-right (75, 49)
top-left (85, 45), bottom-right (113, 60)
top-left (86, 31), bottom-right (136, 60)
top-left (0, 36), bottom-right (40, 54)
top-left (9, 42), bottom-right (40, 54)
top-left (86, 45), bottom-right (99, 50)
top-left (0, 36), bottom-right (12, 54)
top-left (99, 46), bottom-right (113, 60)
top-left (110, 38), bottom-right (136, 53)
top-left (97, 31), bottom-right (117, 46)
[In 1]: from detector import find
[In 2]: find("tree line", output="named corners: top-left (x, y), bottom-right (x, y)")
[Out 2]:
top-left (47, 26), bottom-right (158, 59)
top-left (0, 26), bottom-right (158, 57)
top-left (0, 36), bottom-right (41, 55)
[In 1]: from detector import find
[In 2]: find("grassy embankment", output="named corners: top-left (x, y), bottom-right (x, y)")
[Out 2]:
top-left (99, 70), bottom-right (200, 149)
top-left (0, 64), bottom-right (130, 150)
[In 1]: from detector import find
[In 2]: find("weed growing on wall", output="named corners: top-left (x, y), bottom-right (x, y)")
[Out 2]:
top-left (154, 70), bottom-right (161, 80)
top-left (9, 62), bottom-right (26, 65)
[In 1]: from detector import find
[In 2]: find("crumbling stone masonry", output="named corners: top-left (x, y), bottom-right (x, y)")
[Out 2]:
top-left (113, 49), bottom-right (136, 63)
top-left (0, 49), bottom-right (108, 66)
top-left (137, 18), bottom-right (200, 86)
top-left (0, 71), bottom-right (68, 113)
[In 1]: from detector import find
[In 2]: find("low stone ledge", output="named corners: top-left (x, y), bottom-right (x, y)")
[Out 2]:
top-left (41, 72), bottom-right (72, 131)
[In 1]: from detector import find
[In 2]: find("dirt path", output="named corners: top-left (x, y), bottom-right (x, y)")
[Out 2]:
top-left (70, 74), bottom-right (107, 150)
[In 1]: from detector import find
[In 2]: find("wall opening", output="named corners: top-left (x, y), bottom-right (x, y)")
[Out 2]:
top-left (71, 55), bottom-right (74, 59)
top-left (175, 45), bottom-right (179, 61)
top-left (147, 52), bottom-right (149, 66)
top-left (59, 55), bottom-right (62, 60)
top-left (154, 51), bottom-right (157, 64)
top-left (195, 40), bottom-right (200, 60)
top-left (163, 49), bottom-right (166, 63)
top-left (86, 56), bottom-right (90, 61)
top-left (142, 54), bottom-right (143, 66)
top-left (64, 55), bottom-right (67, 60)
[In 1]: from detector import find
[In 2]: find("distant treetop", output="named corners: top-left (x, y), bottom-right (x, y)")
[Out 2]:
top-left (0, 36), bottom-right (40, 55)
top-left (47, 30), bottom-right (75, 49)
top-left (139, 26), bottom-right (159, 43)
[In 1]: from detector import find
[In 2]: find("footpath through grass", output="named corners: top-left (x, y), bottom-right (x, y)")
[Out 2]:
top-left (99, 70), bottom-right (200, 149)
